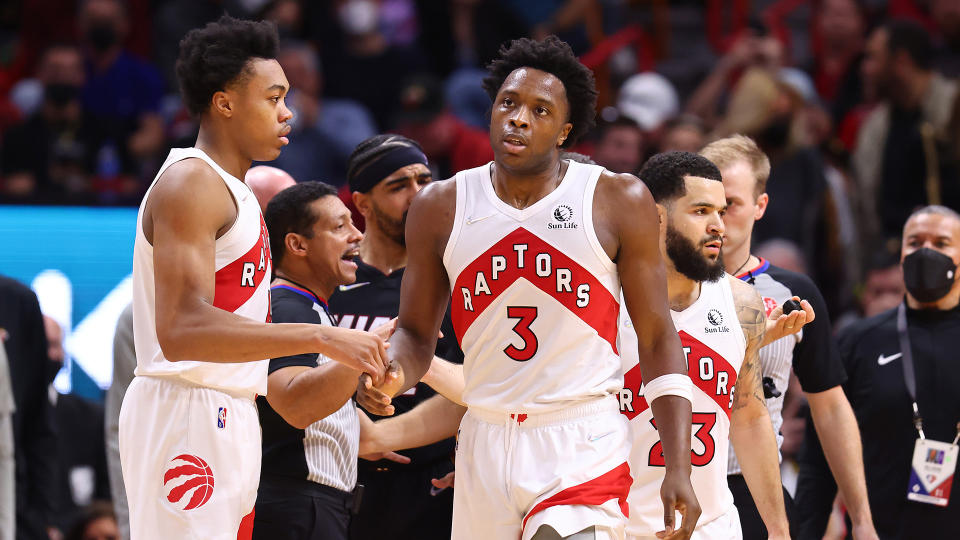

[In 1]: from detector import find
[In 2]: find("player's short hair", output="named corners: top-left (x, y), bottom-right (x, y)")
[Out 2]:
top-left (699, 134), bottom-right (771, 199)
top-left (264, 181), bottom-right (338, 267)
top-left (176, 16), bottom-right (280, 117)
top-left (482, 36), bottom-right (597, 148)
top-left (639, 151), bottom-right (722, 205)
top-left (885, 19), bottom-right (932, 70)
top-left (346, 134), bottom-right (426, 193)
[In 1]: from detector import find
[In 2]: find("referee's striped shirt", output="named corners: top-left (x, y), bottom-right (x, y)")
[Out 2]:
top-left (727, 259), bottom-right (846, 475)
top-left (257, 284), bottom-right (358, 492)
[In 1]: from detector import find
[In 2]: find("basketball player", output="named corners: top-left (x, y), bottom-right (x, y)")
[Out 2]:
top-left (119, 17), bottom-right (387, 539)
top-left (369, 36), bottom-right (699, 540)
top-left (618, 152), bottom-right (789, 539)
top-left (699, 136), bottom-right (877, 539)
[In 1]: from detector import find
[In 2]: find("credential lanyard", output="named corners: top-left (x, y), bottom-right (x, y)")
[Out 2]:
top-left (897, 303), bottom-right (925, 439)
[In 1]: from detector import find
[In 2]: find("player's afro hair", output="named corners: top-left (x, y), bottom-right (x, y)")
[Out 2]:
top-left (265, 181), bottom-right (338, 267)
top-left (482, 36), bottom-right (597, 149)
top-left (639, 151), bottom-right (722, 204)
top-left (176, 16), bottom-right (280, 117)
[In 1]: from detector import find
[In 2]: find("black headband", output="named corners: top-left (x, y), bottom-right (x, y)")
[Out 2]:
top-left (348, 145), bottom-right (428, 193)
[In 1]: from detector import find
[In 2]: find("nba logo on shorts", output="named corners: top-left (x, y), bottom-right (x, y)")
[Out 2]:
top-left (217, 407), bottom-right (227, 429)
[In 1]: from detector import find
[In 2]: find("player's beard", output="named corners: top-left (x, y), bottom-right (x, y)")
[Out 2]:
top-left (371, 201), bottom-right (406, 247)
top-left (665, 223), bottom-right (726, 283)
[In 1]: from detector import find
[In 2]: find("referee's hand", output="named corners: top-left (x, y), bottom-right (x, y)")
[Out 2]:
top-left (357, 370), bottom-right (399, 416)
top-left (320, 326), bottom-right (389, 384)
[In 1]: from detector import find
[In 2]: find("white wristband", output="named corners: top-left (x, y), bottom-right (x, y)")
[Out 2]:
top-left (643, 373), bottom-right (693, 404)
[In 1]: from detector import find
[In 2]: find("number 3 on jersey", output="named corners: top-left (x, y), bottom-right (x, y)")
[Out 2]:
top-left (504, 306), bottom-right (538, 361)
top-left (648, 413), bottom-right (717, 466)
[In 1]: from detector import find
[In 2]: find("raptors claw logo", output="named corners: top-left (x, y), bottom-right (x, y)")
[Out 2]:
top-left (163, 454), bottom-right (215, 510)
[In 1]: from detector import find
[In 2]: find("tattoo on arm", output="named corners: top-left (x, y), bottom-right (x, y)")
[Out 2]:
top-left (731, 279), bottom-right (767, 412)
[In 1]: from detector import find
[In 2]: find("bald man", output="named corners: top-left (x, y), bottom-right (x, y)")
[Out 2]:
top-left (246, 166), bottom-right (297, 212)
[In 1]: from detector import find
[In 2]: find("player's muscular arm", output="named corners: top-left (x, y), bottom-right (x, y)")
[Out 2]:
top-left (382, 180), bottom-right (457, 395)
top-left (148, 160), bottom-right (386, 376)
top-left (596, 172), bottom-right (698, 539)
top-left (728, 277), bottom-right (791, 540)
top-left (266, 363), bottom-right (363, 429)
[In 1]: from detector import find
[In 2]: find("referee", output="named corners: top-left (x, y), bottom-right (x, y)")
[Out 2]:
top-left (799, 206), bottom-right (960, 538)
top-left (700, 136), bottom-right (878, 539)
top-left (252, 182), bottom-right (391, 540)
top-left (328, 134), bottom-right (463, 540)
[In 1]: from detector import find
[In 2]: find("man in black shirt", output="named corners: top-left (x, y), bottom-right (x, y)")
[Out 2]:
top-left (328, 134), bottom-right (463, 540)
top-left (798, 205), bottom-right (960, 538)
top-left (254, 182), bottom-right (393, 540)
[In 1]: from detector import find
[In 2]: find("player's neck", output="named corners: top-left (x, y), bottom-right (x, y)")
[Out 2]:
top-left (274, 268), bottom-right (331, 303)
top-left (195, 126), bottom-right (251, 181)
top-left (491, 158), bottom-right (567, 210)
top-left (666, 267), bottom-right (702, 312)
top-left (358, 230), bottom-right (407, 276)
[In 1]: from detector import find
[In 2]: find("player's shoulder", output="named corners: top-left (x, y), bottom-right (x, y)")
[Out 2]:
top-left (726, 273), bottom-right (763, 310)
top-left (146, 157), bottom-right (235, 229)
top-left (411, 176), bottom-right (456, 210)
top-left (596, 169), bottom-right (648, 197)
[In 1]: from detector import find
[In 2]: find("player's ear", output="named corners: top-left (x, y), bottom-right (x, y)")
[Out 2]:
top-left (557, 123), bottom-right (573, 147)
top-left (284, 232), bottom-right (307, 257)
top-left (352, 191), bottom-right (371, 219)
top-left (754, 192), bottom-right (769, 221)
top-left (212, 90), bottom-right (233, 118)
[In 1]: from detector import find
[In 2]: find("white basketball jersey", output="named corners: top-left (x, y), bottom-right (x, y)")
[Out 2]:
top-left (132, 148), bottom-right (271, 397)
top-left (617, 276), bottom-right (745, 535)
top-left (443, 161), bottom-right (622, 414)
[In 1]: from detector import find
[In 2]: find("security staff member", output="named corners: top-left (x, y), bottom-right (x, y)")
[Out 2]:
top-left (798, 205), bottom-right (960, 538)
top-left (328, 135), bottom-right (463, 540)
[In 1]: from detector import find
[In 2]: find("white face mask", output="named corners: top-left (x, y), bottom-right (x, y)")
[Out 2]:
top-left (339, 0), bottom-right (379, 36)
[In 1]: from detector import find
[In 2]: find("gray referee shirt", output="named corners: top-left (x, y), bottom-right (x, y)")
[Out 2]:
top-left (257, 285), bottom-right (359, 492)
top-left (728, 260), bottom-right (846, 476)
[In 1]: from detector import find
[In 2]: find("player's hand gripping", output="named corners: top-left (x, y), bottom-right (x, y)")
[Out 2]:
top-left (657, 470), bottom-right (701, 540)
top-left (319, 326), bottom-right (389, 385)
top-left (762, 296), bottom-right (815, 347)
top-left (356, 367), bottom-right (402, 416)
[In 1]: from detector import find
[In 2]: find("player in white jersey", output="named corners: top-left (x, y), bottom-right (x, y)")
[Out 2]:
top-left (618, 152), bottom-right (792, 540)
top-left (119, 17), bottom-right (387, 540)
top-left (359, 37), bottom-right (699, 540)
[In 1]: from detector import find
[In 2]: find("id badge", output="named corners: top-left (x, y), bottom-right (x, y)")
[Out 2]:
top-left (907, 438), bottom-right (959, 506)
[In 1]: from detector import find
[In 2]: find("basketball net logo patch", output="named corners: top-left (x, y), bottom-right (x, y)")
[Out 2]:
top-left (163, 454), bottom-right (215, 510)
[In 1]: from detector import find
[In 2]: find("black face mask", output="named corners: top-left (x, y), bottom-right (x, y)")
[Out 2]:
top-left (902, 247), bottom-right (957, 303)
top-left (45, 83), bottom-right (80, 108)
top-left (86, 23), bottom-right (118, 53)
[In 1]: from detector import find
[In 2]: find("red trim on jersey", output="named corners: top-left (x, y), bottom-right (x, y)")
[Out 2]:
top-left (620, 331), bottom-right (738, 420)
top-left (520, 462), bottom-right (632, 535)
top-left (237, 508), bottom-right (254, 540)
top-left (450, 227), bottom-right (619, 354)
top-left (213, 215), bottom-right (271, 313)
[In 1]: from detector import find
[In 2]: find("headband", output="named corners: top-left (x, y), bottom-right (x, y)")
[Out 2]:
top-left (349, 145), bottom-right (428, 193)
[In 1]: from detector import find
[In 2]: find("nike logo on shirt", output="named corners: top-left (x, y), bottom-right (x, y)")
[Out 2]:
top-left (466, 214), bottom-right (496, 225)
top-left (877, 352), bottom-right (903, 366)
top-left (338, 282), bottom-right (370, 292)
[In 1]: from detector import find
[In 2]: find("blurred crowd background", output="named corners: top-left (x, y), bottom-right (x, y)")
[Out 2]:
top-left (1, 0), bottom-right (959, 538)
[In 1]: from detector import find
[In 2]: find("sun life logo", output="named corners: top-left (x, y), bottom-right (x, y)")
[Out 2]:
top-left (707, 309), bottom-right (723, 326)
top-left (549, 204), bottom-right (578, 230)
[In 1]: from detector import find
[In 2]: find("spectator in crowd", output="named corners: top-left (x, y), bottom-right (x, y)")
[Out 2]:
top-left (63, 501), bottom-right (118, 540)
top-left (253, 181), bottom-right (396, 540)
top-left (321, 0), bottom-right (427, 129)
top-left (0, 340), bottom-right (14, 540)
top-left (328, 134), bottom-right (462, 540)
top-left (0, 274), bottom-right (58, 540)
top-left (246, 165), bottom-right (297, 214)
top-left (810, 0), bottom-right (868, 128)
top-left (1, 44), bottom-right (96, 204)
top-left (853, 19), bottom-right (960, 255)
top-left (616, 72), bottom-right (679, 135)
top-left (797, 205), bottom-right (960, 539)
top-left (589, 111), bottom-right (643, 174)
top-left (932, 0), bottom-right (960, 77)
top-left (270, 41), bottom-right (377, 186)
top-left (390, 74), bottom-right (493, 179)
top-left (45, 317), bottom-right (110, 535)
top-left (152, 0), bottom-right (227, 90)
top-left (699, 136), bottom-right (878, 540)
top-left (658, 114), bottom-right (707, 154)
top-left (105, 304), bottom-right (133, 540)
top-left (79, 0), bottom-right (165, 198)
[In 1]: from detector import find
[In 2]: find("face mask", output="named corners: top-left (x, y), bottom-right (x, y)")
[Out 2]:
top-left (86, 23), bottom-right (118, 53)
top-left (45, 83), bottom-right (81, 108)
top-left (902, 247), bottom-right (958, 303)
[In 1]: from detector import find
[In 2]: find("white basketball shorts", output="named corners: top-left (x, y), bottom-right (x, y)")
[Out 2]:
top-left (453, 396), bottom-right (632, 540)
top-left (119, 376), bottom-right (261, 540)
